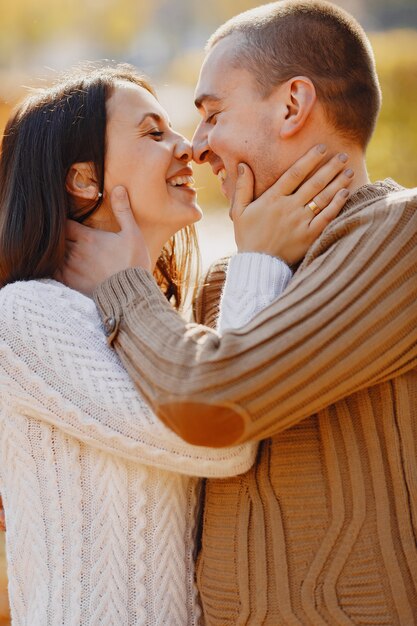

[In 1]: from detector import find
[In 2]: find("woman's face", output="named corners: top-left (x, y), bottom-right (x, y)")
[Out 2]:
top-left (102, 81), bottom-right (202, 255)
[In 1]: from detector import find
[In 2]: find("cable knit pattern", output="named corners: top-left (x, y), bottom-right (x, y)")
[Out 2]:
top-left (217, 253), bottom-right (292, 333)
top-left (0, 279), bottom-right (257, 626)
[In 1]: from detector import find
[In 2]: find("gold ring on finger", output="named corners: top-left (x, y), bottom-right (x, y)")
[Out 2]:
top-left (305, 200), bottom-right (321, 217)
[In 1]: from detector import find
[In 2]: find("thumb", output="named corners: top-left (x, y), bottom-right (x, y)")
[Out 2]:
top-left (110, 186), bottom-right (136, 232)
top-left (230, 164), bottom-right (255, 220)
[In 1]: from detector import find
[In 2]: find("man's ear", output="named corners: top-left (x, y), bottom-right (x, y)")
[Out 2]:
top-left (279, 76), bottom-right (316, 139)
top-left (66, 162), bottom-right (99, 200)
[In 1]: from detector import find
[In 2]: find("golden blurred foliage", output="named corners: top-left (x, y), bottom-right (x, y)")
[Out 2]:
top-left (0, 0), bottom-right (152, 57)
top-left (367, 30), bottom-right (417, 187)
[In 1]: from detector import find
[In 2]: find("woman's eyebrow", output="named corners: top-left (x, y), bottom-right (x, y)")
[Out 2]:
top-left (137, 112), bottom-right (172, 128)
top-left (137, 112), bottom-right (163, 126)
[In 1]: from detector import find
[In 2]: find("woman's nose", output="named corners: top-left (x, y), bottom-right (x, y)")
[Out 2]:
top-left (175, 137), bottom-right (192, 162)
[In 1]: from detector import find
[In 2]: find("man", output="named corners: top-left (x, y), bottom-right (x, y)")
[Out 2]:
top-left (66, 1), bottom-right (417, 623)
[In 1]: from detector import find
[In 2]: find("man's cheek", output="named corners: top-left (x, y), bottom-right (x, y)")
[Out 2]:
top-left (210, 126), bottom-right (232, 156)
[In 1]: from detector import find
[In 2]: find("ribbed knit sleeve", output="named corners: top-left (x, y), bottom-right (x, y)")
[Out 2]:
top-left (0, 280), bottom-right (256, 476)
top-left (94, 184), bottom-right (417, 447)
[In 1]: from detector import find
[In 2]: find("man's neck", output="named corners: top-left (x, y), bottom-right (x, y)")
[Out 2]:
top-left (341, 147), bottom-right (370, 193)
top-left (299, 115), bottom-right (371, 193)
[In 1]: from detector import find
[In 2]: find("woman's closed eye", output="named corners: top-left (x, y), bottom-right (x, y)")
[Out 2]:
top-left (149, 129), bottom-right (164, 140)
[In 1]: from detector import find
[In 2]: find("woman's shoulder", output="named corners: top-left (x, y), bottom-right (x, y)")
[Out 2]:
top-left (0, 279), bottom-right (97, 334)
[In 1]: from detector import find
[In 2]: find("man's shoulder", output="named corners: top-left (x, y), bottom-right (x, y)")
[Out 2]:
top-left (298, 182), bottom-right (417, 272)
top-left (326, 180), bottom-right (416, 231)
top-left (339, 185), bottom-right (417, 244)
top-left (343, 180), bottom-right (415, 217)
top-left (376, 185), bottom-right (417, 210)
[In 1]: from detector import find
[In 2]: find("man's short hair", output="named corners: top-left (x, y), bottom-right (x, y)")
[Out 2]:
top-left (208, 0), bottom-right (381, 148)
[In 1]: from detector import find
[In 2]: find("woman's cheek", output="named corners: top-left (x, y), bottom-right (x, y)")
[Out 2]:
top-left (129, 199), bottom-right (146, 226)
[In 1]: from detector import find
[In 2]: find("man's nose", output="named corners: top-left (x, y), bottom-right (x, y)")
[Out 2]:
top-left (192, 124), bottom-right (211, 164)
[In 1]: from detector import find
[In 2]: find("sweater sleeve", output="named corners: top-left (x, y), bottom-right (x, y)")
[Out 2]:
top-left (94, 189), bottom-right (417, 447)
top-left (0, 280), bottom-right (256, 476)
top-left (217, 253), bottom-right (292, 333)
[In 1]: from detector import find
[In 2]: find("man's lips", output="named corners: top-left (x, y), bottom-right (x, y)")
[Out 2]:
top-left (217, 167), bottom-right (226, 184)
top-left (210, 160), bottom-right (227, 186)
top-left (208, 160), bottom-right (232, 199)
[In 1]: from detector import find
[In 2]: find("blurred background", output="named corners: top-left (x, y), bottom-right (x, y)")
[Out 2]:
top-left (0, 0), bottom-right (416, 623)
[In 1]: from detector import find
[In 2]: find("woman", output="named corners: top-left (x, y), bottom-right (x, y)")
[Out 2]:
top-left (0, 64), bottom-right (351, 625)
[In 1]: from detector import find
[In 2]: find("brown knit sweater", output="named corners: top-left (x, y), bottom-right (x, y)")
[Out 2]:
top-left (95, 180), bottom-right (417, 625)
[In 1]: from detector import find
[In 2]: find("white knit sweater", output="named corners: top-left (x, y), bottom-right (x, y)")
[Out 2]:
top-left (0, 279), bottom-right (260, 626)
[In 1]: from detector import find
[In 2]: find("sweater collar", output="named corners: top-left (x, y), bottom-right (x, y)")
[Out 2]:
top-left (344, 178), bottom-right (404, 213)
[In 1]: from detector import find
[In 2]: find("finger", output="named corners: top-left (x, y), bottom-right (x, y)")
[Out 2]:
top-left (310, 168), bottom-right (354, 211)
top-left (66, 219), bottom-right (91, 242)
top-left (230, 164), bottom-right (255, 220)
top-left (110, 186), bottom-right (136, 232)
top-left (273, 144), bottom-right (328, 196)
top-left (296, 152), bottom-right (350, 205)
top-left (308, 188), bottom-right (350, 236)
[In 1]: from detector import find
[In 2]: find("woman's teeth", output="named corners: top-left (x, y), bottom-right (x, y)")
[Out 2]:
top-left (218, 168), bottom-right (226, 184)
top-left (167, 175), bottom-right (195, 187)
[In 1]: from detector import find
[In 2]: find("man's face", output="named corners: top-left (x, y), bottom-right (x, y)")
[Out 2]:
top-left (192, 35), bottom-right (286, 202)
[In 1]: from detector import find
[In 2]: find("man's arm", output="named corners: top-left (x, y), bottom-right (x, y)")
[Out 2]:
top-left (94, 189), bottom-right (417, 447)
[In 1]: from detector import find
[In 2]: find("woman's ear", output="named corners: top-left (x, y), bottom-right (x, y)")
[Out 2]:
top-left (279, 76), bottom-right (316, 139)
top-left (66, 162), bottom-right (99, 200)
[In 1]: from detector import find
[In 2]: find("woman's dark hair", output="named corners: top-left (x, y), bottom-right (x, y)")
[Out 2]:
top-left (0, 63), bottom-right (199, 309)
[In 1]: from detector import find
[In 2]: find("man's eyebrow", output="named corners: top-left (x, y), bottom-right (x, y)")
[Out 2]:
top-left (194, 94), bottom-right (222, 110)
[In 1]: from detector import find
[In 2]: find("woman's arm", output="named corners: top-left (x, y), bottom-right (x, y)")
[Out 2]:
top-left (216, 253), bottom-right (292, 333)
top-left (0, 280), bottom-right (255, 477)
